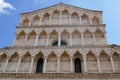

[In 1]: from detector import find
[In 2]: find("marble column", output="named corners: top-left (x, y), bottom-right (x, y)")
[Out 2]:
top-left (16, 56), bottom-right (22, 72)
top-left (69, 33), bottom-right (72, 46)
top-left (70, 56), bottom-right (73, 73)
top-left (43, 56), bottom-right (47, 73)
top-left (34, 34), bottom-right (39, 46)
top-left (96, 55), bottom-right (101, 72)
top-left (92, 32), bottom-right (97, 45)
top-left (29, 56), bottom-right (34, 73)
top-left (83, 55), bottom-right (87, 72)
top-left (57, 56), bottom-right (60, 73)
top-left (58, 32), bottom-right (61, 46)
top-left (46, 33), bottom-right (50, 46)
top-left (81, 32), bottom-right (84, 46)
top-left (3, 56), bottom-right (10, 72)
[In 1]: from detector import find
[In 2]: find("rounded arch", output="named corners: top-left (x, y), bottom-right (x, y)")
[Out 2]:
top-left (32, 15), bottom-right (40, 26)
top-left (92, 16), bottom-right (100, 25)
top-left (81, 14), bottom-right (90, 24)
top-left (23, 18), bottom-right (30, 26)
top-left (17, 31), bottom-right (26, 39)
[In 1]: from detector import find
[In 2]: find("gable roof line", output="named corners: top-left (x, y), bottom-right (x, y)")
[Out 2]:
top-left (20, 3), bottom-right (102, 15)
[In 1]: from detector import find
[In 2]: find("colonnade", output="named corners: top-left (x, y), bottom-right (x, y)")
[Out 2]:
top-left (0, 50), bottom-right (120, 73)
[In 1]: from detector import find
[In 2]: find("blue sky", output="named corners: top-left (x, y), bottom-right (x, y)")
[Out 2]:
top-left (0, 0), bottom-right (120, 48)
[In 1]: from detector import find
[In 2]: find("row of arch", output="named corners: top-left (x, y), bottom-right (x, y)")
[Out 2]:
top-left (22, 9), bottom-right (101, 26)
top-left (0, 50), bottom-right (120, 73)
top-left (17, 29), bottom-right (104, 39)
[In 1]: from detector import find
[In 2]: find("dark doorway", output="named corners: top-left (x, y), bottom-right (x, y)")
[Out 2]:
top-left (75, 58), bottom-right (82, 73)
top-left (36, 58), bottom-right (43, 73)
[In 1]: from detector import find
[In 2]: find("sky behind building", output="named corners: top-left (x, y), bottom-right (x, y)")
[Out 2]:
top-left (0, 0), bottom-right (120, 48)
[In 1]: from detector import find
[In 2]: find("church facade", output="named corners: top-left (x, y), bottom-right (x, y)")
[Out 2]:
top-left (0, 3), bottom-right (120, 80)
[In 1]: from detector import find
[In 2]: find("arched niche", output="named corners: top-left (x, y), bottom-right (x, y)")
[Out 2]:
top-left (112, 52), bottom-right (120, 72)
top-left (61, 9), bottom-right (69, 24)
top-left (99, 51), bottom-right (112, 72)
top-left (6, 52), bottom-right (19, 72)
top-left (52, 9), bottom-right (60, 19)
top-left (23, 18), bottom-right (30, 26)
top-left (51, 9), bottom-right (60, 25)
top-left (72, 30), bottom-right (81, 45)
top-left (49, 30), bottom-right (58, 39)
top-left (71, 12), bottom-right (79, 24)
top-left (47, 52), bottom-right (57, 72)
top-left (0, 53), bottom-right (7, 72)
top-left (17, 31), bottom-right (26, 39)
top-left (38, 30), bottom-right (47, 46)
top-left (95, 29), bottom-right (105, 45)
top-left (19, 52), bottom-right (31, 72)
top-left (42, 12), bottom-right (50, 25)
top-left (86, 51), bottom-right (97, 72)
top-left (28, 31), bottom-right (36, 39)
top-left (61, 30), bottom-right (69, 44)
top-left (81, 14), bottom-right (90, 25)
top-left (32, 15), bottom-right (40, 26)
top-left (84, 30), bottom-right (93, 45)
top-left (92, 16), bottom-right (100, 25)
top-left (60, 51), bottom-right (70, 72)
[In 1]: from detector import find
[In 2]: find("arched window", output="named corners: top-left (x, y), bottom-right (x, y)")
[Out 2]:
top-left (75, 58), bottom-right (82, 73)
top-left (36, 58), bottom-right (43, 73)
top-left (52, 41), bottom-right (67, 46)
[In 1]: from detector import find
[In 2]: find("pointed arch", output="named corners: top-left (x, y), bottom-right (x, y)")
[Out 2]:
top-left (72, 30), bottom-right (81, 45)
top-left (19, 52), bottom-right (31, 72)
top-left (62, 9), bottom-right (69, 19)
top-left (23, 18), bottom-right (30, 26)
top-left (60, 51), bottom-right (70, 72)
top-left (95, 29), bottom-right (106, 45)
top-left (6, 52), bottom-right (19, 72)
top-left (17, 31), bottom-right (26, 39)
top-left (42, 12), bottom-right (50, 25)
top-left (0, 53), bottom-right (7, 72)
top-left (47, 51), bottom-right (57, 72)
top-left (49, 30), bottom-right (58, 39)
top-left (81, 14), bottom-right (90, 24)
top-left (92, 16), bottom-right (100, 25)
top-left (52, 9), bottom-right (60, 19)
top-left (35, 52), bottom-right (44, 61)
top-left (73, 51), bottom-right (83, 73)
top-left (71, 12), bottom-right (79, 24)
top-left (61, 9), bottom-right (69, 24)
top-left (99, 51), bottom-right (112, 72)
top-left (112, 52), bottom-right (120, 72)
top-left (37, 30), bottom-right (47, 46)
top-left (28, 31), bottom-right (36, 39)
top-left (86, 51), bottom-right (97, 72)
top-left (32, 15), bottom-right (40, 26)
top-left (61, 30), bottom-right (69, 39)
top-left (84, 30), bottom-right (93, 45)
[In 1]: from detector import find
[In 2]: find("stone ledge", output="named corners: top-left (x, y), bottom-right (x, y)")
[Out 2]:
top-left (0, 73), bottom-right (120, 79)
